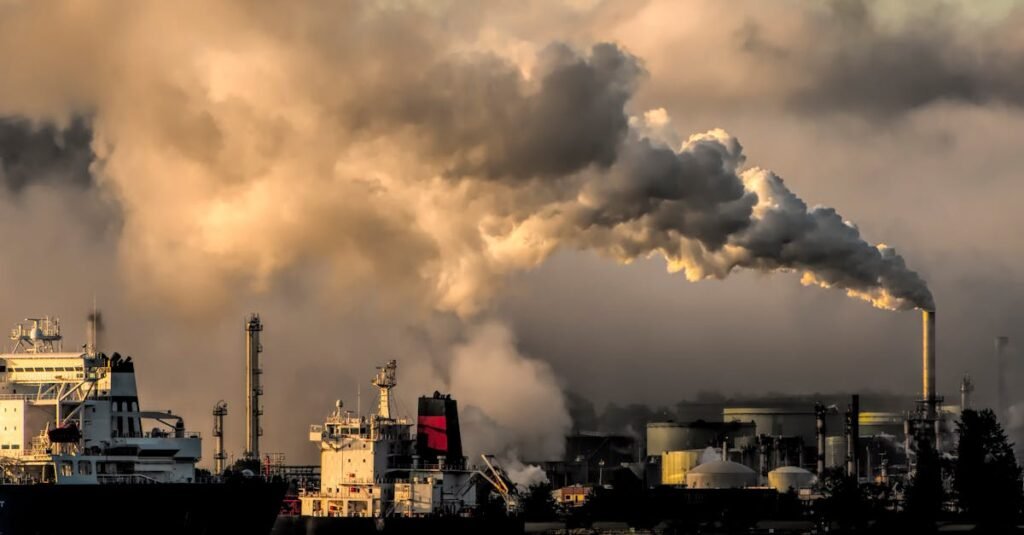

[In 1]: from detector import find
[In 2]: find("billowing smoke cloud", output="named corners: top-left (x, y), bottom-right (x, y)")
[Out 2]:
top-left (0, 117), bottom-right (93, 191)
top-left (0, 1), bottom-right (932, 317)
top-left (0, 0), bottom-right (946, 464)
top-left (449, 322), bottom-right (570, 460)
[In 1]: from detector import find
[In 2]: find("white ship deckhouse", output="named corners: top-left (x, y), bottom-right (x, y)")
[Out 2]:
top-left (0, 316), bottom-right (201, 484)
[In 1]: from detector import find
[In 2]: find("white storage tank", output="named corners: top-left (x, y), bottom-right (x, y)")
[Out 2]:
top-left (768, 466), bottom-right (816, 493)
top-left (685, 460), bottom-right (757, 489)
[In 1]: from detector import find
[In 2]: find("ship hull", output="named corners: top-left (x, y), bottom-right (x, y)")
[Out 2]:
top-left (272, 515), bottom-right (524, 535)
top-left (0, 479), bottom-right (286, 535)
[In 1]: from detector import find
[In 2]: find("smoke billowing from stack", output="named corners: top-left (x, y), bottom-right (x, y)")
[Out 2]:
top-left (0, 2), bottom-right (933, 319)
top-left (0, 1), bottom-right (938, 465)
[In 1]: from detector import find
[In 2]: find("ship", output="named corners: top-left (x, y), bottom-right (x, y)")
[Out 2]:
top-left (0, 316), bottom-right (286, 535)
top-left (272, 360), bottom-right (524, 534)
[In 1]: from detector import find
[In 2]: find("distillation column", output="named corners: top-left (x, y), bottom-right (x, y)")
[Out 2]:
top-left (245, 314), bottom-right (264, 460)
top-left (922, 310), bottom-right (937, 420)
top-left (213, 401), bottom-right (228, 474)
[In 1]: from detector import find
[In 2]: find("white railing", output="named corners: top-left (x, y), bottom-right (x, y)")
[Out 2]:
top-left (97, 473), bottom-right (160, 485)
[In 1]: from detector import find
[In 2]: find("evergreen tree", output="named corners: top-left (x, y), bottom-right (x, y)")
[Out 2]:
top-left (904, 434), bottom-right (943, 532)
top-left (954, 409), bottom-right (1023, 527)
top-left (521, 482), bottom-right (557, 521)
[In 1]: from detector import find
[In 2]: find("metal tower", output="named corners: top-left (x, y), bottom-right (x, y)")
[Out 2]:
top-left (372, 360), bottom-right (397, 419)
top-left (961, 374), bottom-right (974, 412)
top-left (244, 314), bottom-right (264, 460)
top-left (213, 401), bottom-right (228, 474)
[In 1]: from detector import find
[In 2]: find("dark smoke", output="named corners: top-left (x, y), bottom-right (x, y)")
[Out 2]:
top-left (739, 1), bottom-right (1024, 117)
top-left (0, 117), bottom-right (93, 191)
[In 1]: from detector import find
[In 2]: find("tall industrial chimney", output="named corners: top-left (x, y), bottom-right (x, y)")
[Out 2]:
top-left (213, 401), bottom-right (228, 474)
top-left (922, 310), bottom-right (937, 420)
top-left (960, 375), bottom-right (974, 412)
top-left (815, 403), bottom-right (827, 476)
top-left (996, 336), bottom-right (1009, 422)
top-left (845, 395), bottom-right (859, 478)
top-left (244, 314), bottom-right (264, 460)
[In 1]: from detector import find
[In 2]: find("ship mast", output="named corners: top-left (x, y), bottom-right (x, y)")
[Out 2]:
top-left (372, 360), bottom-right (397, 420)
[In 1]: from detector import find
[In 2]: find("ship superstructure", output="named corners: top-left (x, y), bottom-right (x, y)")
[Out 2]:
top-left (0, 316), bottom-right (200, 484)
top-left (300, 360), bottom-right (495, 518)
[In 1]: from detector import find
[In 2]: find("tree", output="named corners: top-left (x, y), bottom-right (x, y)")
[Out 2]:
top-left (521, 482), bottom-right (557, 521)
top-left (817, 467), bottom-right (867, 531)
top-left (954, 409), bottom-right (1023, 527)
top-left (904, 434), bottom-right (943, 532)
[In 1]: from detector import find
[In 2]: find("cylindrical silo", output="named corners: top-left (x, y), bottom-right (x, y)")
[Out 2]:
top-left (646, 422), bottom-right (718, 457)
top-left (825, 436), bottom-right (847, 469)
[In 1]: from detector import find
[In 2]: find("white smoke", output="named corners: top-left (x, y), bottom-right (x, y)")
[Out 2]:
top-left (0, 1), bottom-right (932, 317)
top-left (449, 322), bottom-right (571, 461)
top-left (0, 1), bottom-right (938, 464)
top-left (500, 454), bottom-right (550, 489)
top-left (699, 446), bottom-right (720, 465)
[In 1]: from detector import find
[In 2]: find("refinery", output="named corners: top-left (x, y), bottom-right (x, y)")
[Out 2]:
top-left (2, 1), bottom-right (1023, 534)
top-left (0, 305), bottom-right (1005, 534)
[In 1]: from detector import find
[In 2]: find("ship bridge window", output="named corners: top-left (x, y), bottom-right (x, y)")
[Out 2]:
top-left (78, 461), bottom-right (92, 475)
top-left (45, 367), bottom-right (55, 372)
top-left (60, 461), bottom-right (73, 477)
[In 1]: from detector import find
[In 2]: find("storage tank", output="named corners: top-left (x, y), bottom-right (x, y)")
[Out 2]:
top-left (768, 466), bottom-right (816, 493)
top-left (859, 412), bottom-right (904, 438)
top-left (723, 408), bottom-right (817, 444)
top-left (646, 421), bottom-right (719, 456)
top-left (825, 436), bottom-right (847, 468)
top-left (660, 450), bottom-right (703, 485)
top-left (685, 460), bottom-right (757, 489)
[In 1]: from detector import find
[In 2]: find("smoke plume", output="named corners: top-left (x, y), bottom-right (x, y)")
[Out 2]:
top-left (0, 1), bottom-right (931, 314)
top-left (0, 0), bottom-right (951, 463)
top-left (449, 322), bottom-right (570, 460)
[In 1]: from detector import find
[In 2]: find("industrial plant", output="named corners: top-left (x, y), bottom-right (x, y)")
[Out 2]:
top-left (173, 307), bottom-right (1019, 534)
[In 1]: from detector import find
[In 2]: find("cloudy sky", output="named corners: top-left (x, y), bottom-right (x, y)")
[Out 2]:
top-left (0, 0), bottom-right (1022, 465)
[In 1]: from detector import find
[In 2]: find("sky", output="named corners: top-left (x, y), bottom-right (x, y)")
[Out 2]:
top-left (0, 0), bottom-right (1022, 466)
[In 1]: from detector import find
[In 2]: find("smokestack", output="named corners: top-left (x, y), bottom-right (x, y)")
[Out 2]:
top-left (922, 310), bottom-right (937, 419)
top-left (996, 336), bottom-right (1009, 422)
top-left (815, 403), bottom-right (827, 476)
top-left (960, 375), bottom-right (974, 412)
top-left (212, 401), bottom-right (228, 474)
top-left (845, 395), bottom-right (859, 478)
top-left (244, 314), bottom-right (264, 460)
